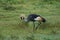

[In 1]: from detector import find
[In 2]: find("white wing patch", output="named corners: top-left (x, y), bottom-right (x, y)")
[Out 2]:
top-left (34, 17), bottom-right (42, 21)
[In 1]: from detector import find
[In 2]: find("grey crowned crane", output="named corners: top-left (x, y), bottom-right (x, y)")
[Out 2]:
top-left (20, 14), bottom-right (46, 31)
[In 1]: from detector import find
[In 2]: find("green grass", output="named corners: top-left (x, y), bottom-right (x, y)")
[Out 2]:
top-left (0, 0), bottom-right (60, 40)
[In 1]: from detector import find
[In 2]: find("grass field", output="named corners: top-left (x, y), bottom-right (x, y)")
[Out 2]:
top-left (0, 0), bottom-right (60, 40)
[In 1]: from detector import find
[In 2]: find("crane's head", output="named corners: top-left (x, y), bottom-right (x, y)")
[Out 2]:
top-left (20, 14), bottom-right (28, 22)
top-left (20, 14), bottom-right (26, 20)
top-left (34, 16), bottom-right (46, 23)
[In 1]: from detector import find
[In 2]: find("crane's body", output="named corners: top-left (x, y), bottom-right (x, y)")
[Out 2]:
top-left (27, 14), bottom-right (40, 22)
top-left (26, 14), bottom-right (46, 23)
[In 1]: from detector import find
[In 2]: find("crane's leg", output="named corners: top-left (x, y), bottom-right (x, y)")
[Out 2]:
top-left (35, 22), bottom-right (41, 30)
top-left (33, 22), bottom-right (35, 32)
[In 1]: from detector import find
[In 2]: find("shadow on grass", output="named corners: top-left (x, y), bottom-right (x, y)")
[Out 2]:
top-left (26, 33), bottom-right (35, 40)
top-left (18, 20), bottom-right (29, 29)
